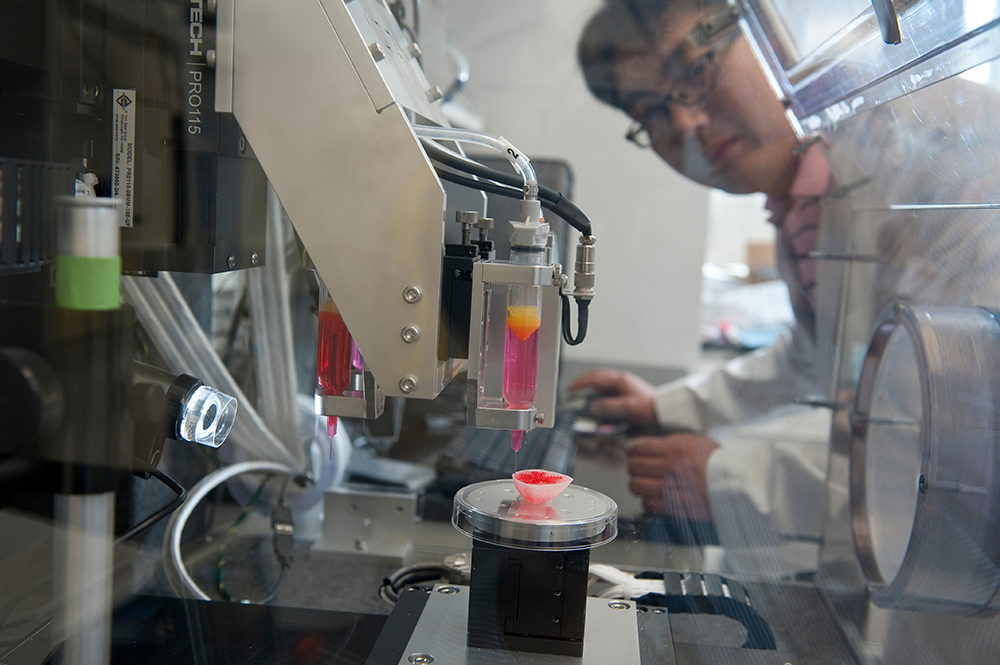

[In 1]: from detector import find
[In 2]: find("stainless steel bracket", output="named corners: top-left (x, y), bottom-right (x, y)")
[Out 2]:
top-left (466, 261), bottom-right (561, 430)
top-left (314, 369), bottom-right (385, 420)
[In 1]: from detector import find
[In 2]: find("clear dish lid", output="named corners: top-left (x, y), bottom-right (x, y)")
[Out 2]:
top-left (452, 479), bottom-right (618, 551)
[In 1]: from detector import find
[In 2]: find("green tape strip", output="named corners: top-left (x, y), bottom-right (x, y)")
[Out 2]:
top-left (56, 254), bottom-right (122, 311)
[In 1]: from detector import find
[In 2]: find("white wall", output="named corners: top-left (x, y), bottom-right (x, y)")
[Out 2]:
top-left (705, 191), bottom-right (772, 266)
top-left (423, 0), bottom-right (711, 371)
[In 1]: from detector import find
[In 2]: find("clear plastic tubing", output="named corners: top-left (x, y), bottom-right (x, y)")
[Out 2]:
top-left (412, 125), bottom-right (537, 195)
top-left (503, 214), bottom-right (548, 452)
top-left (316, 282), bottom-right (352, 436)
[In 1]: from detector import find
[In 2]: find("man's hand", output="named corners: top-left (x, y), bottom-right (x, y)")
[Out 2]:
top-left (568, 369), bottom-right (658, 427)
top-left (626, 434), bottom-right (720, 521)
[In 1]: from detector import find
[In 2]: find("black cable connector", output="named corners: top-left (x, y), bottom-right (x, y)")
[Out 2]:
top-left (115, 468), bottom-right (187, 544)
top-left (561, 295), bottom-right (590, 346)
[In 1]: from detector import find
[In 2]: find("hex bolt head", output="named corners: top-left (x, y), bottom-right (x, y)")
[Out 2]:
top-left (401, 326), bottom-right (421, 344)
top-left (436, 586), bottom-right (459, 595)
top-left (227, 255), bottom-right (236, 269)
top-left (250, 252), bottom-right (259, 266)
top-left (403, 286), bottom-right (422, 303)
top-left (399, 375), bottom-right (418, 394)
top-left (608, 601), bottom-right (631, 610)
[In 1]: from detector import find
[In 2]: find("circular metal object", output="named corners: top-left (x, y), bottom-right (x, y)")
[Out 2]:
top-left (534, 413), bottom-right (544, 425)
top-left (403, 286), bottom-right (422, 304)
top-left (851, 303), bottom-right (1000, 612)
top-left (608, 601), bottom-right (631, 610)
top-left (408, 655), bottom-right (434, 664)
top-left (206, 49), bottom-right (217, 68)
top-left (227, 255), bottom-right (236, 269)
top-left (436, 586), bottom-right (459, 595)
top-left (452, 480), bottom-right (617, 551)
top-left (239, 136), bottom-right (246, 153)
top-left (401, 326), bottom-right (421, 344)
top-left (250, 252), bottom-right (259, 266)
top-left (399, 375), bottom-right (418, 394)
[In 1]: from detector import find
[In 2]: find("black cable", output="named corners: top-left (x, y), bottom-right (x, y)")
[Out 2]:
top-left (379, 564), bottom-right (446, 605)
top-left (422, 140), bottom-right (593, 235)
top-left (561, 295), bottom-right (590, 346)
top-left (436, 168), bottom-right (593, 240)
top-left (115, 468), bottom-right (186, 544)
top-left (436, 167), bottom-right (523, 201)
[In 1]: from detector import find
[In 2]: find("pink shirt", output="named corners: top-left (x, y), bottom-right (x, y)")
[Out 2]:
top-left (764, 143), bottom-right (832, 335)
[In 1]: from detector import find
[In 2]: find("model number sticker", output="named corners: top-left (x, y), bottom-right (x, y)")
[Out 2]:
top-left (112, 88), bottom-right (136, 227)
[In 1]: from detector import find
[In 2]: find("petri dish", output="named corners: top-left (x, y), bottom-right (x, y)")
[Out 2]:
top-left (452, 479), bottom-right (618, 551)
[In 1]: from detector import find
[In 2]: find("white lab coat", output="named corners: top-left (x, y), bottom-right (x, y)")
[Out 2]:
top-left (649, 78), bottom-right (1000, 579)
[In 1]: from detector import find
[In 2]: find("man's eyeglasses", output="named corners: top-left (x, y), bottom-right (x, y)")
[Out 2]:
top-left (624, 6), bottom-right (742, 149)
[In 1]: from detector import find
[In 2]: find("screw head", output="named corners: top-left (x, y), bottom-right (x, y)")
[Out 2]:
top-left (436, 586), bottom-right (459, 595)
top-left (206, 49), bottom-right (217, 68)
top-left (250, 252), bottom-right (259, 266)
top-left (354, 538), bottom-right (368, 551)
top-left (408, 42), bottom-right (422, 58)
top-left (408, 655), bottom-right (434, 664)
top-left (401, 326), bottom-right (421, 343)
top-left (534, 413), bottom-right (544, 425)
top-left (918, 474), bottom-right (928, 494)
top-left (399, 375), bottom-right (418, 394)
top-left (239, 136), bottom-right (246, 153)
top-left (368, 42), bottom-right (386, 62)
top-left (403, 286), bottom-right (422, 303)
top-left (227, 255), bottom-right (236, 269)
top-left (608, 601), bottom-right (631, 610)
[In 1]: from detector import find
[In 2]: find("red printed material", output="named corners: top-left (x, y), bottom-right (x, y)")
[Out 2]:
top-left (512, 469), bottom-right (573, 504)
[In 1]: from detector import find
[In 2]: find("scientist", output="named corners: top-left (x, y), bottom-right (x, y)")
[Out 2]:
top-left (572, 0), bottom-right (1000, 575)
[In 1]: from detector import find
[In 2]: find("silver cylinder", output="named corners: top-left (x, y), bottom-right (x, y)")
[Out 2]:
top-left (55, 196), bottom-right (122, 258)
top-left (573, 236), bottom-right (596, 296)
top-left (53, 492), bottom-right (115, 665)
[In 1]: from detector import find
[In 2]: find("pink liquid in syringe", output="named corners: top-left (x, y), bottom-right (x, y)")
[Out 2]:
top-left (503, 305), bottom-right (541, 452)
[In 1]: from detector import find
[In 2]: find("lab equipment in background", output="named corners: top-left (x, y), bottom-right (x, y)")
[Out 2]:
top-left (851, 303), bottom-right (1000, 614)
top-left (131, 361), bottom-right (237, 472)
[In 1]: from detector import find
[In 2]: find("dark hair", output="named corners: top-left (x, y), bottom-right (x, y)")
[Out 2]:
top-left (577, 0), bottom-right (726, 110)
